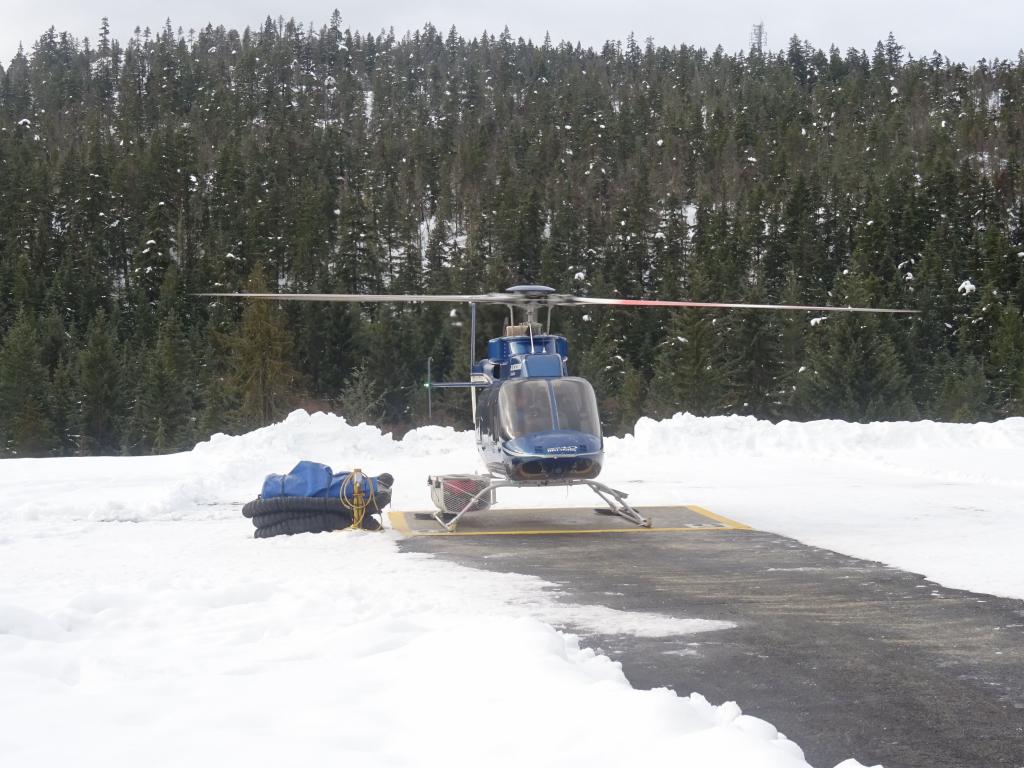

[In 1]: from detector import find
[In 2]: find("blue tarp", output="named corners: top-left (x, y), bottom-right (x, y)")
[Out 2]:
top-left (261, 461), bottom-right (382, 500)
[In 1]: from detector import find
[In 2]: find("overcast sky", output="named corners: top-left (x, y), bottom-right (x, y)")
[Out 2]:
top-left (3, 1), bottom-right (1022, 66)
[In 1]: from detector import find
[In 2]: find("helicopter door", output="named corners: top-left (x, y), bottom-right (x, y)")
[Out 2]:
top-left (476, 387), bottom-right (497, 442)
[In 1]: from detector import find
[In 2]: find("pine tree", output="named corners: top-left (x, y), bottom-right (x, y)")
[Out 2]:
top-left (132, 310), bottom-right (195, 452)
top-left (935, 354), bottom-right (990, 422)
top-left (576, 317), bottom-right (626, 432)
top-left (616, 366), bottom-right (648, 434)
top-left (76, 310), bottom-right (122, 454)
top-left (226, 264), bottom-right (304, 430)
top-left (648, 310), bottom-right (725, 418)
top-left (793, 277), bottom-right (917, 421)
top-left (197, 355), bottom-right (233, 439)
top-left (334, 363), bottom-right (384, 425)
top-left (988, 304), bottom-right (1024, 415)
top-left (723, 303), bottom-right (783, 417)
top-left (0, 313), bottom-right (58, 456)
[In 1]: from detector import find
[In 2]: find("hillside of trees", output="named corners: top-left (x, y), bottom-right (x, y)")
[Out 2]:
top-left (1, 15), bottom-right (1023, 456)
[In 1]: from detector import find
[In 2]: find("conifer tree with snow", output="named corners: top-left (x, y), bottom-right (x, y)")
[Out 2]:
top-left (2, 16), bottom-right (1024, 452)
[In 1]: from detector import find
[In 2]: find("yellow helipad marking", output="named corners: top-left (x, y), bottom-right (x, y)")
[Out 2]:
top-left (388, 509), bottom-right (412, 535)
top-left (388, 505), bottom-right (751, 537)
top-left (687, 504), bottom-right (752, 531)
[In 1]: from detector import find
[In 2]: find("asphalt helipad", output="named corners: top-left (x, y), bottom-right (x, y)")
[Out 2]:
top-left (393, 504), bottom-right (1024, 768)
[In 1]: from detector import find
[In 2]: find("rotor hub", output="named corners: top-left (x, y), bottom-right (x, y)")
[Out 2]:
top-left (505, 285), bottom-right (556, 299)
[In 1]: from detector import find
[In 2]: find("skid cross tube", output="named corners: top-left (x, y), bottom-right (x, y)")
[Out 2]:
top-left (432, 477), bottom-right (651, 532)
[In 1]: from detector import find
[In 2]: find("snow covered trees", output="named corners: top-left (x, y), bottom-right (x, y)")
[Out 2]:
top-left (2, 19), bottom-right (1024, 455)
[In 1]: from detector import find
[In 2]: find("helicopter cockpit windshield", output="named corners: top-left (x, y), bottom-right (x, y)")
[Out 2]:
top-left (551, 378), bottom-right (601, 436)
top-left (497, 378), bottom-right (601, 439)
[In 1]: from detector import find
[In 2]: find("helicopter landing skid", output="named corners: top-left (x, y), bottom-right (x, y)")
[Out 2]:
top-left (433, 477), bottom-right (650, 532)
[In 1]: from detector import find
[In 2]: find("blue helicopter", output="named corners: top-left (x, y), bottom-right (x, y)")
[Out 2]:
top-left (202, 284), bottom-right (916, 530)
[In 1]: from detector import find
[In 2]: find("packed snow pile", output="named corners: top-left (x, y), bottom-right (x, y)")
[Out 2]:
top-left (627, 412), bottom-right (1024, 458)
top-left (3, 409), bottom-right (1022, 767)
top-left (0, 412), bottom-right (476, 524)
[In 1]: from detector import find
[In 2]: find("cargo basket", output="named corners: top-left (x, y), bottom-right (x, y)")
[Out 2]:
top-left (429, 474), bottom-right (495, 515)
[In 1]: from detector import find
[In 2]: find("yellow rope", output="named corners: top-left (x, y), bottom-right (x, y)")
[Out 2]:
top-left (340, 468), bottom-right (375, 531)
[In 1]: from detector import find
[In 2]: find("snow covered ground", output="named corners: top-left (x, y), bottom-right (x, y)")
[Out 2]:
top-left (3, 411), bottom-right (1023, 767)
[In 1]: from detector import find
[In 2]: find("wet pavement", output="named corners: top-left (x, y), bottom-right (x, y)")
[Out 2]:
top-left (397, 506), bottom-right (1024, 768)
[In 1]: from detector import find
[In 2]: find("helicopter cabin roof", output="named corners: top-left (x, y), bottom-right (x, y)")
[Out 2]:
top-left (477, 334), bottom-right (569, 380)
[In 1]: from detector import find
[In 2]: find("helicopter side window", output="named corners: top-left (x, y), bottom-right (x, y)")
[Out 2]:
top-left (476, 388), bottom-right (494, 440)
top-left (551, 378), bottom-right (601, 437)
top-left (497, 381), bottom-right (554, 439)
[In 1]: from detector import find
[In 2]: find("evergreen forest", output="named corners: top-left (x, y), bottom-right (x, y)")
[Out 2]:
top-left (2, 15), bottom-right (1024, 457)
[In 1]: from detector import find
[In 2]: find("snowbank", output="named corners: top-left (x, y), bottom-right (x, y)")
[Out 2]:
top-left (2, 409), bottom-right (1022, 598)
top-left (622, 413), bottom-right (1024, 488)
top-left (2, 411), bottom-right (1024, 598)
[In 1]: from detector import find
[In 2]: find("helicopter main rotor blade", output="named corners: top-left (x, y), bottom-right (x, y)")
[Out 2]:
top-left (557, 296), bottom-right (919, 314)
top-left (195, 292), bottom-right (516, 304)
top-left (196, 291), bottom-right (918, 314)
